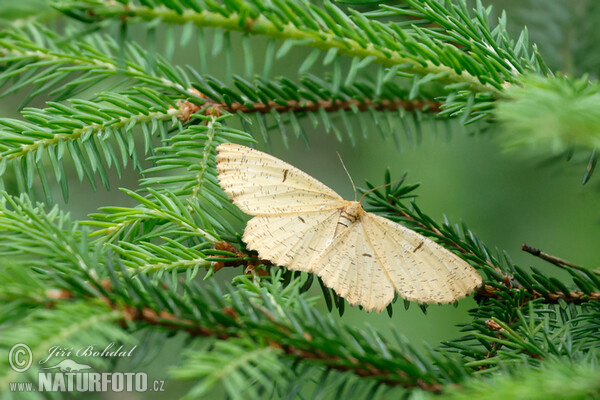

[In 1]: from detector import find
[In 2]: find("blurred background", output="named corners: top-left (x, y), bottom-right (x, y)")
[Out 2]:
top-left (0, 0), bottom-right (599, 398)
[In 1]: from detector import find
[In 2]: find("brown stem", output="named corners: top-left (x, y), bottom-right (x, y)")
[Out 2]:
top-left (521, 243), bottom-right (588, 272)
top-left (223, 98), bottom-right (442, 114)
top-left (176, 94), bottom-right (442, 121)
top-left (45, 274), bottom-right (443, 391)
top-left (92, 288), bottom-right (442, 391)
top-left (475, 284), bottom-right (600, 304)
top-left (212, 240), bottom-right (272, 274)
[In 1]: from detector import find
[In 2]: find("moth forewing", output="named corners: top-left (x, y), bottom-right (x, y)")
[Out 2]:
top-left (216, 143), bottom-right (345, 216)
top-left (361, 213), bottom-right (482, 304)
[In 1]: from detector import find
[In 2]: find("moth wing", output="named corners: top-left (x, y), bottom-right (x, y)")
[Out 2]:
top-left (243, 209), bottom-right (342, 272)
top-left (217, 143), bottom-right (345, 216)
top-left (361, 213), bottom-right (482, 304)
top-left (309, 220), bottom-right (396, 312)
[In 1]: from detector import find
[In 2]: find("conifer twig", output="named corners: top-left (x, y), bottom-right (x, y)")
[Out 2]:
top-left (177, 95), bottom-right (442, 120)
top-left (521, 243), bottom-right (587, 272)
top-left (475, 284), bottom-right (600, 304)
top-left (73, 1), bottom-right (502, 96)
top-left (42, 282), bottom-right (444, 392)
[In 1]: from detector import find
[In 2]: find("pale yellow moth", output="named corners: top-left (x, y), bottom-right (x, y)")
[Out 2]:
top-left (216, 143), bottom-right (482, 312)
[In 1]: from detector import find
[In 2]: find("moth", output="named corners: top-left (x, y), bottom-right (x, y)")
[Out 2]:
top-left (216, 143), bottom-right (482, 312)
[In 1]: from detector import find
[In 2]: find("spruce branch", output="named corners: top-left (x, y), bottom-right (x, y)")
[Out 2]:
top-left (175, 93), bottom-right (441, 117)
top-left (0, 194), bottom-right (94, 271)
top-left (0, 25), bottom-right (196, 101)
top-left (0, 301), bottom-right (131, 394)
top-left (85, 114), bottom-right (252, 242)
top-left (14, 244), bottom-right (597, 398)
top-left (0, 24), bottom-right (443, 119)
top-left (0, 48), bottom-right (445, 199)
top-left (0, 196), bottom-right (459, 393)
top-left (3, 0), bottom-right (594, 175)
top-left (0, 95), bottom-right (178, 163)
top-left (475, 284), bottom-right (600, 305)
top-left (53, 0), bottom-right (504, 96)
top-left (449, 299), bottom-right (599, 373)
top-left (0, 88), bottom-right (185, 200)
top-left (114, 298), bottom-right (445, 391)
top-left (439, 359), bottom-right (600, 400)
top-left (46, 0), bottom-right (598, 168)
top-left (0, 1), bottom-right (598, 397)
top-left (496, 74), bottom-right (600, 175)
top-left (0, 175), bottom-right (597, 397)
top-left (29, 261), bottom-right (454, 393)
top-left (173, 338), bottom-right (291, 400)
top-left (0, 212), bottom-right (464, 396)
top-left (51, 0), bottom-right (562, 130)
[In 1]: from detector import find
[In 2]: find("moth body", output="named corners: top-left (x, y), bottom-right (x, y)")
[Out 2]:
top-left (334, 201), bottom-right (363, 235)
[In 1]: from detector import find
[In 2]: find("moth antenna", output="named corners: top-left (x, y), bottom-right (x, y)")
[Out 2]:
top-left (337, 152), bottom-right (357, 201)
top-left (359, 181), bottom-right (397, 204)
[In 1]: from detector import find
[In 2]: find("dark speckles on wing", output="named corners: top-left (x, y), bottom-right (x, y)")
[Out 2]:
top-left (412, 241), bottom-right (424, 253)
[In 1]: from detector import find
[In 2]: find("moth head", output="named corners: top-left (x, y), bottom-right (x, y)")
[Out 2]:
top-left (343, 201), bottom-right (364, 218)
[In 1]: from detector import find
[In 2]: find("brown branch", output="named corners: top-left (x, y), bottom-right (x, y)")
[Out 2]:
top-left (224, 98), bottom-right (442, 114)
top-left (475, 284), bottom-right (600, 304)
top-left (480, 319), bottom-right (506, 368)
top-left (212, 240), bottom-right (271, 275)
top-left (127, 303), bottom-right (442, 391)
top-left (45, 283), bottom-right (443, 392)
top-left (522, 243), bottom-right (588, 272)
top-left (43, 264), bottom-right (598, 389)
top-left (176, 92), bottom-right (442, 121)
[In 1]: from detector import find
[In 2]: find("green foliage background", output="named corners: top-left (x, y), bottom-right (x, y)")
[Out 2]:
top-left (0, 0), bottom-right (598, 399)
